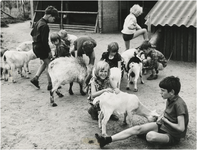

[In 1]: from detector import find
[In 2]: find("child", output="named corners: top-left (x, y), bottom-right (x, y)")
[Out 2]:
top-left (100, 42), bottom-right (122, 69)
top-left (50, 32), bottom-right (70, 58)
top-left (73, 36), bottom-right (97, 65)
top-left (121, 4), bottom-right (149, 50)
top-left (58, 29), bottom-right (78, 53)
top-left (88, 61), bottom-right (120, 120)
top-left (140, 40), bottom-right (167, 80)
top-left (30, 6), bottom-right (58, 91)
top-left (95, 76), bottom-right (189, 148)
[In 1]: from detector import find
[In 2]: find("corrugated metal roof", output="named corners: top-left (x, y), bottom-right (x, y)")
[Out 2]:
top-left (145, 0), bottom-right (197, 28)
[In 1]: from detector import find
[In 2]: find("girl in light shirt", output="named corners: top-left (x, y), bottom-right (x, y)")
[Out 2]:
top-left (121, 4), bottom-right (149, 50)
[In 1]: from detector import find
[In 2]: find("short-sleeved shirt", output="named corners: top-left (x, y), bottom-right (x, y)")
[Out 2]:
top-left (147, 48), bottom-right (167, 69)
top-left (31, 18), bottom-right (51, 59)
top-left (160, 95), bottom-right (189, 138)
top-left (74, 36), bottom-right (97, 57)
top-left (88, 76), bottom-right (112, 101)
top-left (101, 52), bottom-right (122, 68)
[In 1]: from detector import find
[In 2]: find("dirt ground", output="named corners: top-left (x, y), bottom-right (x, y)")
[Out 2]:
top-left (1, 21), bottom-right (196, 149)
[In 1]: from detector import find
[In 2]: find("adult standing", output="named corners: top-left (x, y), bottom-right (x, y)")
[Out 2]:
top-left (121, 4), bottom-right (149, 50)
top-left (30, 6), bottom-right (59, 90)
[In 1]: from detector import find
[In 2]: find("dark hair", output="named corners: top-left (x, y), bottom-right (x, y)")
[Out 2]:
top-left (82, 41), bottom-right (94, 55)
top-left (107, 42), bottom-right (119, 53)
top-left (139, 40), bottom-right (151, 50)
top-left (45, 6), bottom-right (58, 17)
top-left (159, 76), bottom-right (181, 95)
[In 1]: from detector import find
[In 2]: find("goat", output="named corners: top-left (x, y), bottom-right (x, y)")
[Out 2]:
top-left (109, 67), bottom-right (122, 89)
top-left (93, 91), bottom-right (159, 136)
top-left (48, 57), bottom-right (92, 107)
top-left (16, 41), bottom-right (32, 51)
top-left (126, 52), bottom-right (144, 92)
top-left (2, 49), bottom-right (37, 82)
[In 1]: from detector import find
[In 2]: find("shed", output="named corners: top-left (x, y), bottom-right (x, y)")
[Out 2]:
top-left (145, 0), bottom-right (196, 62)
top-left (30, 1), bottom-right (156, 33)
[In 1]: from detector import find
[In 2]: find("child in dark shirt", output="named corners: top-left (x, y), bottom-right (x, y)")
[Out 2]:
top-left (30, 6), bottom-right (58, 91)
top-left (95, 76), bottom-right (189, 148)
top-left (100, 42), bottom-right (122, 69)
top-left (50, 32), bottom-right (70, 58)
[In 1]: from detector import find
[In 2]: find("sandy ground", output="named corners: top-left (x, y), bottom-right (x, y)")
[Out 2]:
top-left (1, 21), bottom-right (196, 149)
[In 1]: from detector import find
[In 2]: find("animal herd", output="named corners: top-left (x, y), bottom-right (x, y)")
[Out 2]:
top-left (1, 40), bottom-right (159, 137)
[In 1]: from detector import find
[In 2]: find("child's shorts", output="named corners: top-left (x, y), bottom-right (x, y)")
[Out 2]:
top-left (157, 124), bottom-right (180, 145)
top-left (122, 33), bottom-right (134, 41)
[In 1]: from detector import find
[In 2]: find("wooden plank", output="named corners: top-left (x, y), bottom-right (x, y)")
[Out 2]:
top-left (192, 27), bottom-right (196, 62)
top-left (187, 27), bottom-right (192, 62)
top-left (35, 10), bottom-right (98, 15)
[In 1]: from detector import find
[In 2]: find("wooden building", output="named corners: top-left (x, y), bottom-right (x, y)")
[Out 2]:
top-left (30, 1), bottom-right (156, 33)
top-left (145, 0), bottom-right (196, 62)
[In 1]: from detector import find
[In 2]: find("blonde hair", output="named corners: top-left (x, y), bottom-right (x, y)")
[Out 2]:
top-left (130, 4), bottom-right (143, 16)
top-left (94, 61), bottom-right (110, 78)
top-left (50, 32), bottom-right (61, 43)
top-left (58, 29), bottom-right (68, 38)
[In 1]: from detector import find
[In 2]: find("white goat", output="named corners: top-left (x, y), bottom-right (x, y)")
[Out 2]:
top-left (121, 48), bottom-right (138, 69)
top-left (2, 49), bottom-right (37, 82)
top-left (93, 91), bottom-right (159, 136)
top-left (16, 41), bottom-right (32, 51)
top-left (48, 57), bottom-right (93, 107)
top-left (126, 53), bottom-right (144, 92)
top-left (109, 67), bottom-right (121, 89)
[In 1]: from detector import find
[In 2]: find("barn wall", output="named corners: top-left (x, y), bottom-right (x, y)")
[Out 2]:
top-left (156, 26), bottom-right (196, 62)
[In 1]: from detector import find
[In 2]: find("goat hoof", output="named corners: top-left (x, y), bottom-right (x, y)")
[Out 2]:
top-left (122, 122), bottom-right (127, 126)
top-left (28, 72), bottom-right (31, 74)
top-left (51, 103), bottom-right (57, 107)
top-left (58, 93), bottom-right (64, 98)
top-left (81, 91), bottom-right (86, 96)
top-left (141, 81), bottom-right (144, 84)
top-left (130, 81), bottom-right (133, 84)
top-left (69, 91), bottom-right (74, 95)
top-left (134, 89), bottom-right (138, 92)
top-left (126, 87), bottom-right (130, 90)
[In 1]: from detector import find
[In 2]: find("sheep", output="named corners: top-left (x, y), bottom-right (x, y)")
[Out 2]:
top-left (2, 49), bottom-right (37, 82)
top-left (126, 52), bottom-right (144, 92)
top-left (48, 56), bottom-right (93, 107)
top-left (93, 91), bottom-right (159, 136)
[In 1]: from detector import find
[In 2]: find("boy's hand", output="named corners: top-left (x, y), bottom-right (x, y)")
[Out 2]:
top-left (114, 88), bottom-right (120, 94)
top-left (105, 88), bottom-right (113, 93)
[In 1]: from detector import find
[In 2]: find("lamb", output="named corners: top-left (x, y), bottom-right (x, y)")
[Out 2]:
top-left (126, 52), bottom-right (144, 92)
top-left (2, 49), bottom-right (37, 82)
top-left (109, 67), bottom-right (122, 89)
top-left (16, 41), bottom-right (32, 51)
top-left (48, 56), bottom-right (93, 107)
top-left (93, 91), bottom-right (159, 136)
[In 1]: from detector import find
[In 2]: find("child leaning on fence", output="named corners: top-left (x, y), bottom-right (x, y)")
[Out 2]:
top-left (87, 61), bottom-right (120, 121)
top-left (139, 40), bottom-right (167, 80)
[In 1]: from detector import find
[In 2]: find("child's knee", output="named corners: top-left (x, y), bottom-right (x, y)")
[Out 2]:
top-left (146, 131), bottom-right (157, 142)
